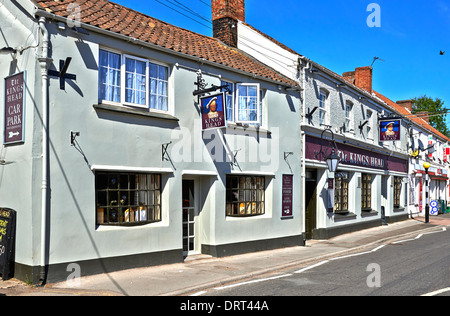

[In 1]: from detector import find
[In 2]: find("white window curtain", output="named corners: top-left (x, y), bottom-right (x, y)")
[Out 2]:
top-left (149, 63), bottom-right (169, 111)
top-left (125, 57), bottom-right (147, 106)
top-left (99, 50), bottom-right (121, 103)
top-left (236, 83), bottom-right (260, 124)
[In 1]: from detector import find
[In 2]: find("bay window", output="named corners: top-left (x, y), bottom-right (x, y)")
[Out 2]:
top-left (226, 175), bottom-right (265, 217)
top-left (95, 172), bottom-right (162, 226)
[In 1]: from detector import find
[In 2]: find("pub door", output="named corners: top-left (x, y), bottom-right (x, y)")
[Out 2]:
top-left (182, 179), bottom-right (199, 258)
top-left (305, 169), bottom-right (317, 239)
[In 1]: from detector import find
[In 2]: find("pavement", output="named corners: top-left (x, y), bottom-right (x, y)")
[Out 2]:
top-left (1, 213), bottom-right (450, 296)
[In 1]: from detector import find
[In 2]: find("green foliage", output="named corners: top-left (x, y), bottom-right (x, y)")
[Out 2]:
top-left (412, 95), bottom-right (450, 137)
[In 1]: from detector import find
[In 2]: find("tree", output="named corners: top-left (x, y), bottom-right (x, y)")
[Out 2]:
top-left (412, 95), bottom-right (450, 137)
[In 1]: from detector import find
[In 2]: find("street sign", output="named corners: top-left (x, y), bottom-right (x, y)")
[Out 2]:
top-left (429, 200), bottom-right (439, 216)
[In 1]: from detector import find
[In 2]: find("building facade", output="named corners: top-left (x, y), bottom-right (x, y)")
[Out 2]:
top-left (0, 0), bottom-right (303, 283)
top-left (224, 2), bottom-right (415, 238)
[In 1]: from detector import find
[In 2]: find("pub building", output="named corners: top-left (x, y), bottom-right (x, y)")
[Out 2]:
top-left (231, 4), bottom-right (412, 238)
top-left (0, 0), bottom-right (304, 283)
top-left (301, 65), bottom-right (411, 240)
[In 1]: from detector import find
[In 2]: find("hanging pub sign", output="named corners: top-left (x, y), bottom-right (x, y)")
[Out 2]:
top-left (379, 119), bottom-right (401, 142)
top-left (4, 72), bottom-right (25, 145)
top-left (200, 92), bottom-right (227, 130)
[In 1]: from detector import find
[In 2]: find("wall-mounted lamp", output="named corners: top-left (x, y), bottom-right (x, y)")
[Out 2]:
top-left (314, 129), bottom-right (340, 213)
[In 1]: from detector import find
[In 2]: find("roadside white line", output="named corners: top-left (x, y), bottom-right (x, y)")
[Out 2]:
top-left (421, 287), bottom-right (450, 296)
top-left (213, 273), bottom-right (293, 291)
top-left (392, 227), bottom-right (447, 244)
top-left (190, 290), bottom-right (207, 296)
top-left (330, 245), bottom-right (385, 261)
top-left (295, 260), bottom-right (330, 274)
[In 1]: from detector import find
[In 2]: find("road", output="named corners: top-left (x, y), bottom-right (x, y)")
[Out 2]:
top-left (198, 227), bottom-right (450, 296)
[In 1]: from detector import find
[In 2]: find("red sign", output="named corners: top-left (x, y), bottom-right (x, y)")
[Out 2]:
top-left (4, 72), bottom-right (25, 145)
top-left (281, 175), bottom-right (293, 217)
top-left (200, 93), bottom-right (227, 130)
top-left (305, 135), bottom-right (408, 173)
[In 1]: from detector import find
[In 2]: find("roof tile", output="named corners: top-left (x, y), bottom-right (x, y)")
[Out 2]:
top-left (35, 0), bottom-right (297, 86)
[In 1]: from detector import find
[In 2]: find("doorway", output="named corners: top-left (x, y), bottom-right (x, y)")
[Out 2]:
top-left (305, 169), bottom-right (317, 239)
top-left (182, 179), bottom-right (199, 257)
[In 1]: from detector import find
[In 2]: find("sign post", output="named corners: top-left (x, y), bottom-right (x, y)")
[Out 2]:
top-left (4, 72), bottom-right (25, 145)
top-left (0, 209), bottom-right (17, 280)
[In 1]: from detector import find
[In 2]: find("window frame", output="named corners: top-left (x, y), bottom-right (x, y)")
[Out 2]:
top-left (334, 172), bottom-right (349, 214)
top-left (99, 48), bottom-right (171, 114)
top-left (226, 175), bottom-right (265, 217)
top-left (235, 83), bottom-right (261, 124)
top-left (361, 173), bottom-right (372, 211)
top-left (122, 54), bottom-right (149, 109)
top-left (95, 171), bottom-right (162, 226)
top-left (345, 101), bottom-right (353, 132)
top-left (394, 177), bottom-right (402, 209)
top-left (319, 90), bottom-right (328, 126)
top-left (98, 48), bottom-right (122, 104)
top-left (221, 80), bottom-right (235, 122)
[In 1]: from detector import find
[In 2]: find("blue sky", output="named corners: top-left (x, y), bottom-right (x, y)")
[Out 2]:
top-left (113, 0), bottom-right (450, 124)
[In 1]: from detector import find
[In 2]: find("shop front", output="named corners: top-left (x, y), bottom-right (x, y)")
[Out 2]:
top-left (304, 135), bottom-right (409, 239)
top-left (409, 164), bottom-right (449, 216)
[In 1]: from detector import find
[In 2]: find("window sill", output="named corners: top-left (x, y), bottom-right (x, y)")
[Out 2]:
top-left (334, 212), bottom-right (357, 222)
top-left (93, 103), bottom-right (179, 122)
top-left (225, 122), bottom-right (271, 135)
top-left (361, 209), bottom-right (379, 217)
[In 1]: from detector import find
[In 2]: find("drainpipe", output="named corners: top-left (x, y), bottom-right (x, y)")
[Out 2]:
top-left (37, 17), bottom-right (52, 285)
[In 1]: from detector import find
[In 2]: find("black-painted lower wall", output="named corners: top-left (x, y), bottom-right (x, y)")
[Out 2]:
top-left (312, 214), bottom-right (409, 240)
top-left (202, 234), bottom-right (306, 258)
top-left (14, 249), bottom-right (183, 285)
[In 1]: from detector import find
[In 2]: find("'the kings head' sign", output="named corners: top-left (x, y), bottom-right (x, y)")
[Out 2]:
top-left (4, 72), bottom-right (25, 145)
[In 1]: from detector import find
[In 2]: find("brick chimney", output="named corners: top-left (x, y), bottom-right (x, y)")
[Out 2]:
top-left (354, 66), bottom-right (372, 93)
top-left (396, 100), bottom-right (413, 112)
top-left (417, 111), bottom-right (429, 123)
top-left (342, 71), bottom-right (355, 85)
top-left (211, 0), bottom-right (245, 47)
top-left (342, 66), bottom-right (373, 94)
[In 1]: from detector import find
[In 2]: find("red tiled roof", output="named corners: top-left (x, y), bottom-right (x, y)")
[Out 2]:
top-left (373, 91), bottom-right (450, 142)
top-left (34, 0), bottom-right (297, 87)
